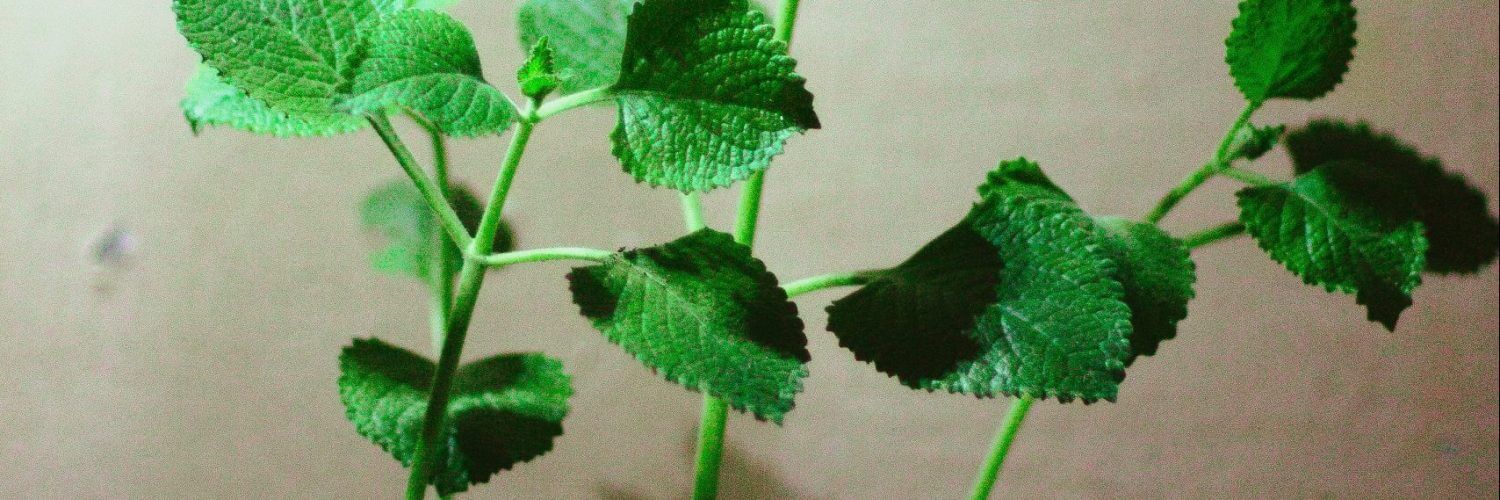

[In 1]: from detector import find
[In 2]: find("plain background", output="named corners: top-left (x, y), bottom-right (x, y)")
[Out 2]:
top-left (2, 1), bottom-right (1496, 498)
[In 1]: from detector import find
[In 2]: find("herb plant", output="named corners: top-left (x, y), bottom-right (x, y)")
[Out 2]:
top-left (172, 0), bottom-right (1498, 498)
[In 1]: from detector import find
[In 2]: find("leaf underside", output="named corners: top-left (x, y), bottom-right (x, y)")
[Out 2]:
top-left (567, 229), bottom-right (809, 422)
top-left (610, 0), bottom-right (820, 192)
top-left (181, 65), bottom-right (368, 137)
top-left (1285, 119), bottom-right (1499, 274)
top-left (338, 338), bottom-right (571, 495)
top-left (1237, 161), bottom-right (1427, 330)
top-left (1226, 0), bottom-right (1357, 102)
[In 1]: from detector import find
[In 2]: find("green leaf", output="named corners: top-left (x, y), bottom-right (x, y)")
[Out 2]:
top-left (517, 37), bottom-right (562, 100)
top-left (1225, 0), bottom-right (1357, 102)
top-left (1237, 161), bottom-right (1427, 330)
top-left (610, 0), bottom-right (820, 192)
top-left (978, 157), bottom-right (1072, 202)
top-left (339, 338), bottom-right (572, 495)
top-left (181, 65), bottom-right (368, 137)
top-left (829, 160), bottom-right (1132, 403)
top-left (174, 0), bottom-right (390, 120)
top-left (1229, 123), bottom-right (1286, 161)
top-left (343, 10), bottom-right (516, 137)
top-left (1093, 217), bottom-right (1197, 363)
top-left (403, 0), bottom-right (463, 9)
top-left (567, 229), bottom-right (809, 422)
top-left (516, 0), bottom-right (634, 94)
top-left (825, 223), bottom-right (999, 384)
top-left (361, 179), bottom-right (506, 283)
top-left (1285, 119), bottom-right (1499, 274)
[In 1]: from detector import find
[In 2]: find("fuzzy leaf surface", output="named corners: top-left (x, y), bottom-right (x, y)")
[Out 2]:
top-left (361, 179), bottom-right (505, 283)
top-left (610, 0), bottom-right (820, 192)
top-left (516, 0), bottom-right (634, 93)
top-left (1094, 217), bottom-right (1197, 363)
top-left (344, 10), bottom-right (516, 136)
top-left (174, 0), bottom-right (389, 120)
top-left (181, 65), bottom-right (367, 137)
top-left (338, 338), bottom-right (571, 495)
top-left (830, 159), bottom-right (1132, 402)
top-left (567, 229), bottom-right (808, 422)
top-left (1285, 119), bottom-right (1499, 274)
top-left (1226, 0), bottom-right (1357, 101)
top-left (1237, 161), bottom-right (1427, 330)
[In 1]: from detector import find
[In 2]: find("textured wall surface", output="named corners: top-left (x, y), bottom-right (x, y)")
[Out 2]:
top-left (1, 1), bottom-right (1496, 498)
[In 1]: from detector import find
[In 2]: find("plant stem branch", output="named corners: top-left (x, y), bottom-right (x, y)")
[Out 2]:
top-left (1182, 222), bottom-right (1247, 250)
top-left (1219, 166), bottom-right (1278, 187)
top-left (369, 115), bottom-right (474, 250)
top-left (1144, 102), bottom-right (1262, 224)
top-left (479, 247), bottom-right (613, 267)
top-left (534, 86), bottom-right (615, 121)
top-left (404, 117), bottom-right (538, 500)
top-left (691, 396), bottom-right (730, 500)
top-left (681, 193), bottom-right (707, 231)
top-left (969, 395), bottom-right (1035, 500)
top-left (783, 269), bottom-right (884, 298)
top-left (425, 128), bottom-right (455, 355)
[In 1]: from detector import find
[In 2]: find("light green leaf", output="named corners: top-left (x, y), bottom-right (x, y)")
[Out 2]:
top-left (1229, 123), bottom-right (1286, 161)
top-left (181, 65), bottom-right (367, 137)
top-left (829, 159), bottom-right (1132, 402)
top-left (567, 229), bottom-right (809, 422)
top-left (610, 0), bottom-right (820, 192)
top-left (517, 37), bottom-right (562, 100)
top-left (1093, 217), bottom-right (1197, 363)
top-left (361, 179), bottom-right (507, 284)
top-left (1237, 161), bottom-right (1427, 330)
top-left (339, 338), bottom-right (571, 495)
top-left (516, 0), bottom-right (634, 94)
top-left (174, 0), bottom-right (390, 120)
top-left (1226, 0), bottom-right (1357, 102)
top-left (343, 10), bottom-right (516, 137)
top-left (1285, 119), bottom-right (1499, 274)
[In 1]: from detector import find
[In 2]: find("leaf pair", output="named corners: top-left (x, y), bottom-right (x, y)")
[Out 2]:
top-left (338, 339), bottom-right (572, 495)
top-left (518, 0), bottom-right (821, 192)
top-left (1236, 120), bottom-right (1498, 330)
top-left (177, 0), bottom-right (514, 137)
top-left (828, 159), bottom-right (1197, 403)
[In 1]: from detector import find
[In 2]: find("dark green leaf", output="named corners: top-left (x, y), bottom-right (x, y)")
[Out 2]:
top-left (181, 65), bottom-right (368, 137)
top-left (567, 229), bottom-right (809, 422)
top-left (610, 0), bottom-right (820, 192)
top-left (1237, 161), bottom-right (1427, 330)
top-left (1225, 0), bottom-right (1357, 102)
top-left (1093, 217), bottom-right (1197, 363)
top-left (1230, 123), bottom-right (1286, 161)
top-left (516, 0), bottom-right (634, 94)
top-left (338, 338), bottom-right (571, 495)
top-left (1285, 119), bottom-right (1499, 274)
top-left (343, 10), bottom-right (516, 137)
top-left (517, 37), bottom-right (562, 100)
top-left (361, 179), bottom-right (505, 284)
top-left (174, 0), bottom-right (391, 120)
top-left (829, 160), bottom-right (1132, 403)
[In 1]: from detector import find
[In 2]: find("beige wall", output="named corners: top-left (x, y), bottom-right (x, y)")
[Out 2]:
top-left (2, 1), bottom-right (1496, 498)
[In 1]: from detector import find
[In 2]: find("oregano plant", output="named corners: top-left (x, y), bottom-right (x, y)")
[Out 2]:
top-left (171, 0), bottom-right (1498, 498)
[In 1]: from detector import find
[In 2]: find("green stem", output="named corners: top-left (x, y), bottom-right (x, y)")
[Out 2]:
top-left (1219, 166), bottom-right (1278, 187)
top-left (968, 395), bottom-right (1035, 500)
top-left (691, 396), bottom-right (730, 500)
top-left (692, 3), bottom-right (806, 498)
top-left (1182, 222), bottom-right (1247, 250)
top-left (1144, 102), bottom-right (1262, 224)
top-left (480, 247), bottom-right (613, 267)
top-left (681, 193), bottom-right (707, 231)
top-left (369, 115), bottom-right (474, 250)
top-left (534, 86), bottom-right (615, 121)
top-left (427, 129), bottom-right (455, 355)
top-left (404, 117), bottom-right (538, 500)
top-left (783, 269), bottom-right (883, 298)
